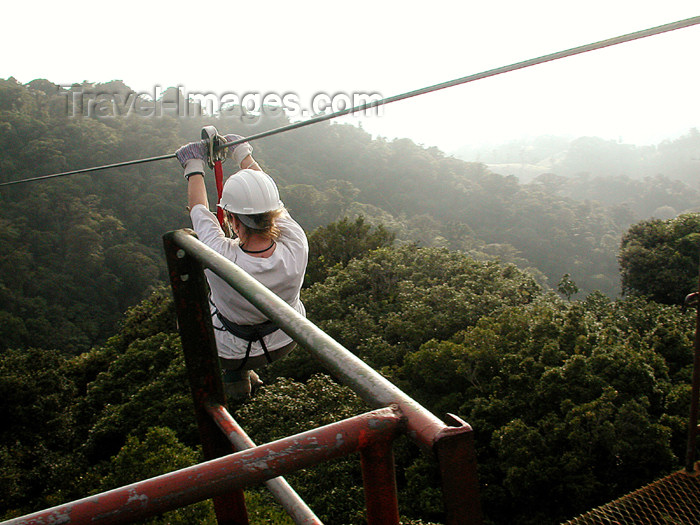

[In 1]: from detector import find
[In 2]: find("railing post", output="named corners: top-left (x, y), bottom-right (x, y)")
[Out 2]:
top-left (205, 402), bottom-right (324, 525)
top-left (163, 230), bottom-right (249, 525)
top-left (360, 438), bottom-right (400, 525)
top-left (434, 414), bottom-right (483, 525)
top-left (685, 253), bottom-right (700, 473)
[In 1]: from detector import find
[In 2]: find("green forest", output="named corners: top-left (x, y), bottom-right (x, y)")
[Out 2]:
top-left (1, 77), bottom-right (700, 525)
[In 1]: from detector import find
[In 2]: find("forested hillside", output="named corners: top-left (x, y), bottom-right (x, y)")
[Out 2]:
top-left (4, 78), bottom-right (695, 353)
top-left (1, 77), bottom-right (699, 524)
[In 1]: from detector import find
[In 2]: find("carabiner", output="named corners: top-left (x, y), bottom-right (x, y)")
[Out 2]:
top-left (201, 125), bottom-right (227, 169)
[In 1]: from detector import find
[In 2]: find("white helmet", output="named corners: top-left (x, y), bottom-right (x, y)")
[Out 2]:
top-left (218, 169), bottom-right (283, 217)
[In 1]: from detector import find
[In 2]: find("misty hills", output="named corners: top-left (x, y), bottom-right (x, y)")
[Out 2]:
top-left (456, 131), bottom-right (700, 223)
top-left (454, 131), bottom-right (700, 186)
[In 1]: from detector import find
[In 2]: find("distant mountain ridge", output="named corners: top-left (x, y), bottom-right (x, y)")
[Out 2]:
top-left (453, 130), bottom-right (700, 187)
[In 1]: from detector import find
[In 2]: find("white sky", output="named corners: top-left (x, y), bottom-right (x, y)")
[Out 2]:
top-left (3, 1), bottom-right (699, 153)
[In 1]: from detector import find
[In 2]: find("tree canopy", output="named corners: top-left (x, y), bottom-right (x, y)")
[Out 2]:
top-left (1, 77), bottom-right (699, 525)
top-left (3, 247), bottom-right (694, 524)
top-left (619, 213), bottom-right (700, 304)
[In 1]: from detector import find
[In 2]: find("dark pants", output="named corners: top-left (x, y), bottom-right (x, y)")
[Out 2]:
top-left (219, 342), bottom-right (296, 399)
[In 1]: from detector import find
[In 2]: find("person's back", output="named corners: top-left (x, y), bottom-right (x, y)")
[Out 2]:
top-left (176, 132), bottom-right (308, 399)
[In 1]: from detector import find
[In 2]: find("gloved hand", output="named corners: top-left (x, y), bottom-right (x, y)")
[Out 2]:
top-left (222, 134), bottom-right (253, 167)
top-left (175, 141), bottom-right (207, 179)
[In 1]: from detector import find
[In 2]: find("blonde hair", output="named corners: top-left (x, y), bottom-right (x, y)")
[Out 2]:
top-left (224, 208), bottom-right (285, 241)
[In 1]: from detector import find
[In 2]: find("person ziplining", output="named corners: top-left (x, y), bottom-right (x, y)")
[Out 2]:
top-left (176, 131), bottom-right (308, 400)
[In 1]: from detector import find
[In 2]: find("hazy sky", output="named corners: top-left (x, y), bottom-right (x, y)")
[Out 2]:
top-left (3, 1), bottom-right (699, 153)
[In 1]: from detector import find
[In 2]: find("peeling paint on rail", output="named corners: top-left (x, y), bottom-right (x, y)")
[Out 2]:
top-left (2, 408), bottom-right (401, 525)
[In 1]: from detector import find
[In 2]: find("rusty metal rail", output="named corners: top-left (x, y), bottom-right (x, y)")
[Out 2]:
top-left (166, 229), bottom-right (473, 449)
top-left (2, 229), bottom-right (482, 525)
top-left (162, 229), bottom-right (482, 524)
top-left (3, 408), bottom-right (402, 525)
top-left (205, 401), bottom-right (322, 524)
top-left (685, 254), bottom-right (700, 473)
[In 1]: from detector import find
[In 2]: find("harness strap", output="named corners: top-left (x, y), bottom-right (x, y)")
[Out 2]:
top-left (214, 311), bottom-right (279, 371)
top-left (214, 160), bottom-right (225, 227)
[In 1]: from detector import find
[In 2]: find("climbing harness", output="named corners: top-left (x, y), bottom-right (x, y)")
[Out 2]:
top-left (1, 15), bottom-right (699, 188)
top-left (212, 307), bottom-right (280, 371)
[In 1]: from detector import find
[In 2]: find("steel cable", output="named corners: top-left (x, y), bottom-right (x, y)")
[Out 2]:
top-left (1, 15), bottom-right (698, 188)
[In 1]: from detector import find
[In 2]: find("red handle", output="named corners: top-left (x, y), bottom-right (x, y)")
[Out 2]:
top-left (214, 160), bottom-right (224, 227)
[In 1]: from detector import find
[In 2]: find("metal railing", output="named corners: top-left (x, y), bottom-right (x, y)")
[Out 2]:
top-left (685, 254), bottom-right (700, 473)
top-left (3, 229), bottom-right (483, 525)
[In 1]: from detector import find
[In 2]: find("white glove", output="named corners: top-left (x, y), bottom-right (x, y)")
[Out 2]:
top-left (222, 134), bottom-right (253, 167)
top-left (175, 141), bottom-right (207, 179)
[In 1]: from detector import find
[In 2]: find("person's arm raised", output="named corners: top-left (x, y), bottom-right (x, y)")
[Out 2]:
top-left (222, 134), bottom-right (260, 171)
top-left (175, 141), bottom-right (209, 209)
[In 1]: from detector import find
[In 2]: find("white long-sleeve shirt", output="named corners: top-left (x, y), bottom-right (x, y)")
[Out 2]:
top-left (190, 204), bottom-right (308, 360)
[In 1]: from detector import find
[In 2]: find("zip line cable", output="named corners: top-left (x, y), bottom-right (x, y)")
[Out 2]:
top-left (1, 14), bottom-right (699, 188)
top-left (0, 153), bottom-right (178, 186)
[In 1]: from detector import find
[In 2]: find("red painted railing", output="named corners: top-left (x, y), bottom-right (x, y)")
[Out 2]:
top-left (2, 230), bottom-right (483, 525)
